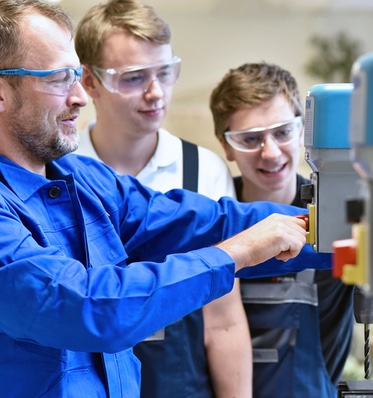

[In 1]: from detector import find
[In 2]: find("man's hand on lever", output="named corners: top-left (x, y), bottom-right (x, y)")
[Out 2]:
top-left (216, 213), bottom-right (307, 272)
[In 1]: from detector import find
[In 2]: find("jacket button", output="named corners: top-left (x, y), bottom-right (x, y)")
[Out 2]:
top-left (49, 186), bottom-right (61, 199)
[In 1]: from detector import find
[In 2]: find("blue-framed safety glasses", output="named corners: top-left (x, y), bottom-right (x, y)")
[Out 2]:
top-left (0, 65), bottom-right (83, 96)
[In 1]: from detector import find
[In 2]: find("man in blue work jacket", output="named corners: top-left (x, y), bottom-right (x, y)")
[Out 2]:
top-left (0, 1), bottom-right (331, 397)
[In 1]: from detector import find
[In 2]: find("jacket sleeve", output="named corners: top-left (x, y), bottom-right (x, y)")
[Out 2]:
top-left (0, 165), bottom-right (329, 355)
top-left (0, 188), bottom-right (235, 353)
top-left (115, 179), bottom-right (331, 277)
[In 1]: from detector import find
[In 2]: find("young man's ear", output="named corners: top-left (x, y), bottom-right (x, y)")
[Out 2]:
top-left (220, 138), bottom-right (236, 162)
top-left (81, 65), bottom-right (100, 99)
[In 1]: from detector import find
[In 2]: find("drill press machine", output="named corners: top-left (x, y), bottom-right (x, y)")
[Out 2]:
top-left (302, 83), bottom-right (359, 252)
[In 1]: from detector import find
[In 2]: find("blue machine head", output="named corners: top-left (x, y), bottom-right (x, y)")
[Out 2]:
top-left (304, 83), bottom-right (353, 149)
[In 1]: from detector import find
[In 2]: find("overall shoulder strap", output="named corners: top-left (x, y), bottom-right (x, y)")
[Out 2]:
top-left (181, 139), bottom-right (199, 193)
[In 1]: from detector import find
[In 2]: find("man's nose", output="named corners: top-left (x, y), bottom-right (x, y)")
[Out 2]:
top-left (67, 81), bottom-right (88, 108)
top-left (261, 135), bottom-right (282, 159)
top-left (143, 78), bottom-right (164, 98)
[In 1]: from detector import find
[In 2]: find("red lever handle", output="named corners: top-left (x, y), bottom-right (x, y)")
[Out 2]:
top-left (295, 214), bottom-right (309, 231)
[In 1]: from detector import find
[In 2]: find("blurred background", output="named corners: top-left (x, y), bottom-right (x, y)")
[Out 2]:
top-left (54, 0), bottom-right (373, 381)
top-left (56, 0), bottom-right (373, 177)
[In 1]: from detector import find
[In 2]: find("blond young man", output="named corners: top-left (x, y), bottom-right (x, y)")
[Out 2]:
top-left (75, 1), bottom-right (252, 396)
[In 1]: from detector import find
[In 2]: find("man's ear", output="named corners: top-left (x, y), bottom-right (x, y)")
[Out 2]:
top-left (0, 80), bottom-right (8, 113)
top-left (81, 65), bottom-right (100, 99)
top-left (220, 138), bottom-right (236, 162)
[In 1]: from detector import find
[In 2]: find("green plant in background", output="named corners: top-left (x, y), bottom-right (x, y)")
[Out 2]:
top-left (305, 31), bottom-right (363, 83)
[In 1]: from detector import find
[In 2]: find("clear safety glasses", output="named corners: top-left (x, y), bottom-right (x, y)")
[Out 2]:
top-left (224, 116), bottom-right (303, 152)
top-left (0, 65), bottom-right (83, 96)
top-left (91, 56), bottom-right (181, 96)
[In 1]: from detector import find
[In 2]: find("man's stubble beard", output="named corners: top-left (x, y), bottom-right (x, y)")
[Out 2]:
top-left (10, 93), bottom-right (80, 164)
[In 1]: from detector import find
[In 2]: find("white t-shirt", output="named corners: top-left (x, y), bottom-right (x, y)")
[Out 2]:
top-left (76, 122), bottom-right (235, 200)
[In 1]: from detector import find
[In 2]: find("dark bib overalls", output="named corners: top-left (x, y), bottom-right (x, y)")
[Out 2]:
top-left (134, 141), bottom-right (214, 398)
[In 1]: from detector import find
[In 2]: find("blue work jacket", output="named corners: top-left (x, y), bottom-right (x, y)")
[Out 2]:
top-left (0, 154), bottom-right (331, 397)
